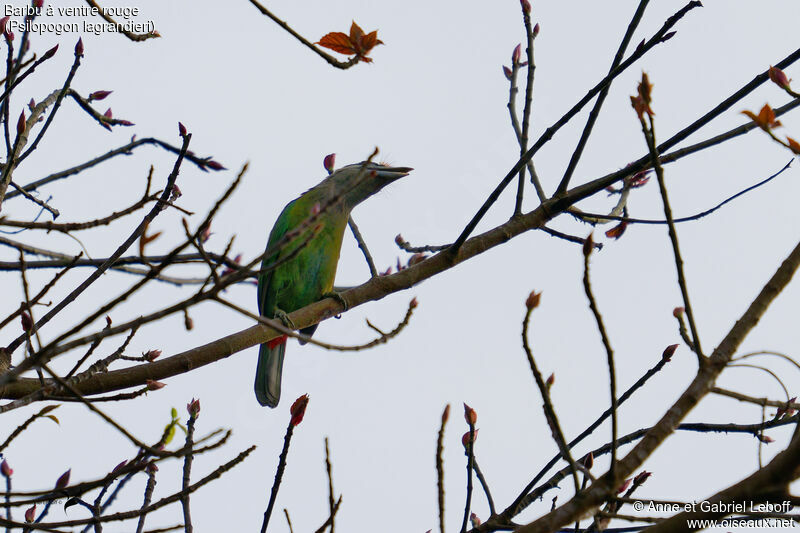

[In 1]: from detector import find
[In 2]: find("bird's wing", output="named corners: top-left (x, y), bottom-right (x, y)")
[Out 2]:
top-left (257, 198), bottom-right (299, 316)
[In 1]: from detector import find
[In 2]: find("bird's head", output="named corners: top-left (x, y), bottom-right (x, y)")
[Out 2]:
top-left (327, 161), bottom-right (413, 209)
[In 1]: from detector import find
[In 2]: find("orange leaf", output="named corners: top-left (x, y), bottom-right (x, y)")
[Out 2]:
top-left (787, 137), bottom-right (800, 155)
top-left (317, 21), bottom-right (383, 63)
top-left (742, 104), bottom-right (781, 131)
top-left (605, 222), bottom-right (628, 240)
top-left (349, 21), bottom-right (364, 43)
top-left (317, 31), bottom-right (356, 55)
top-left (361, 30), bottom-right (384, 51)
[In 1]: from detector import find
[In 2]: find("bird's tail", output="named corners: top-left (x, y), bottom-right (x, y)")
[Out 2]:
top-left (254, 336), bottom-right (287, 408)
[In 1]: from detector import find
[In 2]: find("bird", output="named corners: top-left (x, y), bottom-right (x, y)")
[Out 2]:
top-left (255, 161), bottom-right (413, 407)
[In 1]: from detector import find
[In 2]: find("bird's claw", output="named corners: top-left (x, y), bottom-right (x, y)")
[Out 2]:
top-left (273, 308), bottom-right (297, 330)
top-left (322, 291), bottom-right (349, 312)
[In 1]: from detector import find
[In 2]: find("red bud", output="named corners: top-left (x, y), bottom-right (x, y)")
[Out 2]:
top-left (146, 461), bottom-right (158, 473)
top-left (463, 403), bottom-right (477, 425)
top-left (512, 44), bottom-right (521, 65)
top-left (582, 452), bottom-right (594, 470)
top-left (616, 478), bottom-right (632, 494)
top-left (144, 349), bottom-right (161, 362)
top-left (103, 108), bottom-right (113, 119)
top-left (662, 344), bottom-right (678, 361)
top-left (199, 224), bottom-right (212, 243)
top-left (1, 460), bottom-right (12, 478)
top-left (89, 90), bottom-right (112, 101)
top-left (0, 17), bottom-right (8, 34)
top-left (24, 504), bottom-right (35, 523)
top-left (323, 153), bottom-right (336, 174)
top-left (408, 253), bottom-right (426, 266)
top-left (55, 469), bottom-right (71, 489)
top-left (633, 470), bottom-right (652, 485)
top-left (16, 111), bottom-right (25, 136)
top-left (290, 394), bottom-right (309, 426)
top-left (546, 373), bottom-right (555, 388)
top-left (533, 23), bottom-right (540, 37)
top-left (4, 30), bottom-right (14, 42)
top-left (105, 316), bottom-right (112, 327)
top-left (769, 65), bottom-right (792, 91)
top-left (582, 234), bottom-right (594, 257)
top-left (111, 460), bottom-right (127, 474)
top-left (672, 307), bottom-right (684, 318)
top-left (75, 38), bottom-right (83, 56)
top-left (205, 160), bottom-right (226, 171)
top-left (441, 404), bottom-right (450, 424)
top-left (178, 122), bottom-right (187, 136)
top-left (380, 267), bottom-right (392, 276)
top-left (187, 398), bottom-right (201, 418)
top-left (461, 429), bottom-right (479, 448)
top-left (146, 379), bottom-right (166, 390)
top-left (627, 169), bottom-right (651, 188)
top-left (525, 290), bottom-right (541, 310)
top-left (470, 513), bottom-right (481, 527)
top-left (502, 65), bottom-right (513, 80)
top-left (33, 0), bottom-right (43, 7)
top-left (20, 310), bottom-right (32, 331)
top-left (410, 297), bottom-right (418, 308)
top-left (42, 44), bottom-right (58, 60)
top-left (520, 0), bottom-right (531, 13)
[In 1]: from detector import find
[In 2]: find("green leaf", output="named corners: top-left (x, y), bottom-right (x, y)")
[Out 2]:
top-left (163, 422), bottom-right (176, 445)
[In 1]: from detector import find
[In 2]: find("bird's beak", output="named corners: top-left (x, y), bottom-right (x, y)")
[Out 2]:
top-left (373, 166), bottom-right (413, 180)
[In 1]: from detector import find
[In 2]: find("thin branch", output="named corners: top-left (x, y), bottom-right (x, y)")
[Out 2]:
top-left (26, 446), bottom-right (255, 529)
top-left (261, 421), bottom-right (295, 533)
top-left (555, 0), bottom-right (651, 195)
top-left (521, 301), bottom-right (580, 492)
top-left (7, 182), bottom-right (59, 218)
top-left (348, 216), bottom-right (377, 277)
top-left (247, 0), bottom-right (359, 69)
top-left (324, 438), bottom-right (335, 533)
top-left (575, 158), bottom-right (794, 226)
top-left (7, 137), bottom-right (222, 201)
top-left (449, 1), bottom-right (702, 253)
top-left (582, 237), bottom-right (618, 478)
top-left (641, 112), bottom-right (704, 361)
top-left (437, 405), bottom-right (449, 533)
top-left (511, 236), bottom-right (800, 533)
top-left (472, 459), bottom-right (496, 517)
top-left (459, 420), bottom-right (476, 533)
top-left (312, 496), bottom-right (342, 533)
top-left (3, 134), bottom-right (192, 372)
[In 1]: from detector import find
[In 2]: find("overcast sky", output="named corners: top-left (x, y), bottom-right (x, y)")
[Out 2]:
top-left (2, 1), bottom-right (800, 531)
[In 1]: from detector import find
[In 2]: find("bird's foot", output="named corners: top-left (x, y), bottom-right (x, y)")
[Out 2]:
top-left (322, 291), bottom-right (349, 312)
top-left (273, 308), bottom-right (297, 330)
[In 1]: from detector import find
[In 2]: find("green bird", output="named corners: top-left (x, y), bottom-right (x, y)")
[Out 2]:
top-left (256, 161), bottom-right (413, 407)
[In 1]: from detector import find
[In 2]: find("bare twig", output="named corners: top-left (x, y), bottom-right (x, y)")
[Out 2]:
top-left (582, 237), bottom-right (618, 478)
top-left (348, 216), bottom-right (377, 277)
top-left (437, 404), bottom-right (449, 533)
